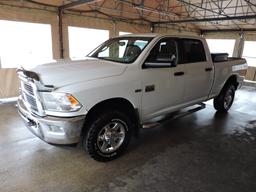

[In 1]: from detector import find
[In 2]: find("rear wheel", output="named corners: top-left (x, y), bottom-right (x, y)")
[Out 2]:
top-left (213, 84), bottom-right (236, 112)
top-left (83, 110), bottom-right (132, 162)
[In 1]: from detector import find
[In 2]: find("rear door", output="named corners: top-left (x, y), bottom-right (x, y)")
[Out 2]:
top-left (178, 38), bottom-right (214, 104)
top-left (141, 37), bottom-right (185, 121)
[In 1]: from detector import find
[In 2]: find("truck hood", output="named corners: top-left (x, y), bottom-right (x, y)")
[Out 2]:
top-left (31, 58), bottom-right (127, 87)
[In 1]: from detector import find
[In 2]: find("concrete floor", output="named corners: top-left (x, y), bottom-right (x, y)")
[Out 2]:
top-left (0, 87), bottom-right (256, 192)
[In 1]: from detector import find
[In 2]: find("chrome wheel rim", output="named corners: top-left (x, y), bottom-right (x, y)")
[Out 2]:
top-left (224, 88), bottom-right (233, 109)
top-left (97, 120), bottom-right (126, 153)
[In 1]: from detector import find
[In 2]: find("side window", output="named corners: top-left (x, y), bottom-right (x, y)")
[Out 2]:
top-left (178, 39), bottom-right (206, 64)
top-left (146, 38), bottom-right (178, 64)
top-left (134, 40), bottom-right (148, 50)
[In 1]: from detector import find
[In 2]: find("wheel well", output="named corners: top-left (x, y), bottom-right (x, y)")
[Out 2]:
top-left (81, 98), bottom-right (140, 137)
top-left (224, 75), bottom-right (239, 90)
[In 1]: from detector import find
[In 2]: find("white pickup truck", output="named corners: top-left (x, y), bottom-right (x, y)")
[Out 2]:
top-left (17, 34), bottom-right (247, 161)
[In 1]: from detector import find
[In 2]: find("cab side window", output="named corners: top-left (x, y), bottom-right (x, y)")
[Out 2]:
top-left (146, 38), bottom-right (178, 64)
top-left (178, 39), bottom-right (206, 64)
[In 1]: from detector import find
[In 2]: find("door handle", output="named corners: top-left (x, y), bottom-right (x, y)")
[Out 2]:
top-left (205, 67), bottom-right (213, 72)
top-left (174, 71), bottom-right (184, 76)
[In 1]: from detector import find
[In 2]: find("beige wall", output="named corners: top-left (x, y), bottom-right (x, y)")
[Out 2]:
top-left (61, 14), bottom-right (152, 58)
top-left (204, 31), bottom-right (256, 41)
top-left (0, 5), bottom-right (58, 98)
top-left (0, 5), bottom-right (60, 59)
top-left (0, 4), bottom-right (197, 98)
top-left (0, 69), bottom-right (20, 98)
top-left (204, 31), bottom-right (256, 81)
top-left (1, 3), bottom-right (255, 98)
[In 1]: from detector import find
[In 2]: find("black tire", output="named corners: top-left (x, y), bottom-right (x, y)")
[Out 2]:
top-left (213, 84), bottom-right (236, 112)
top-left (84, 110), bottom-right (132, 162)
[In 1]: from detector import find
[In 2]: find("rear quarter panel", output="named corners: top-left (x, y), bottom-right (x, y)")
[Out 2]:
top-left (210, 58), bottom-right (247, 97)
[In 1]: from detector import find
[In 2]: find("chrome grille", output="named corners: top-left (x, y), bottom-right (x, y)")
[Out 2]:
top-left (23, 83), bottom-right (34, 96)
top-left (20, 79), bottom-right (43, 115)
top-left (24, 93), bottom-right (38, 111)
top-left (17, 69), bottom-right (48, 117)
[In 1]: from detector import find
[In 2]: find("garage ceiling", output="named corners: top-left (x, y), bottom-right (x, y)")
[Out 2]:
top-left (1, 0), bottom-right (256, 33)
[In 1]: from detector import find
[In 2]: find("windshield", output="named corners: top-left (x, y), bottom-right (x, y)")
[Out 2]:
top-left (88, 37), bottom-right (153, 64)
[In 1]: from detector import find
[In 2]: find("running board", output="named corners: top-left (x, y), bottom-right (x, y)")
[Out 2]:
top-left (142, 103), bottom-right (206, 129)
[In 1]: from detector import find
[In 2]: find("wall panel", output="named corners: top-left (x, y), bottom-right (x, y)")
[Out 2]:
top-left (0, 5), bottom-right (196, 98)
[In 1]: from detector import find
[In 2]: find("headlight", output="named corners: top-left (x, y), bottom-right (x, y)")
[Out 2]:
top-left (41, 92), bottom-right (82, 112)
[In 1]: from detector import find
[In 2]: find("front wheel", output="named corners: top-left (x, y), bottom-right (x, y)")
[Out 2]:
top-left (84, 110), bottom-right (132, 162)
top-left (213, 84), bottom-right (236, 112)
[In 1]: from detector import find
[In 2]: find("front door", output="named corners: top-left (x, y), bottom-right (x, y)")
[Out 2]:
top-left (141, 37), bottom-right (185, 121)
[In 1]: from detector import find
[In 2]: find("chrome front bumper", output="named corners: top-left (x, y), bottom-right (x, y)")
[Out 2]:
top-left (17, 98), bottom-right (86, 144)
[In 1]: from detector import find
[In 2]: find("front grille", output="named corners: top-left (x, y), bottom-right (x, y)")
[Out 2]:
top-left (20, 80), bottom-right (41, 114)
top-left (23, 83), bottom-right (34, 96)
top-left (25, 93), bottom-right (38, 111)
top-left (17, 69), bottom-right (47, 116)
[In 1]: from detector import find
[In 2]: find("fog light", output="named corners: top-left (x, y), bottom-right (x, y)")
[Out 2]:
top-left (49, 125), bottom-right (64, 133)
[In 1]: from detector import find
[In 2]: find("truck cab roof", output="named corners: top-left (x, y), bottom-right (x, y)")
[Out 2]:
top-left (118, 33), bottom-right (205, 41)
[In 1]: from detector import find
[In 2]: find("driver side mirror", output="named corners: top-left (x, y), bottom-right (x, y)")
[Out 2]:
top-left (144, 54), bottom-right (177, 68)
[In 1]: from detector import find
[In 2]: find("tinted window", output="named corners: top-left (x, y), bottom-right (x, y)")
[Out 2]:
top-left (146, 38), bottom-right (178, 64)
top-left (178, 39), bottom-right (206, 64)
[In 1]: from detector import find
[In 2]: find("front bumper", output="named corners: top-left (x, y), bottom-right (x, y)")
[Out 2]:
top-left (17, 98), bottom-right (86, 144)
